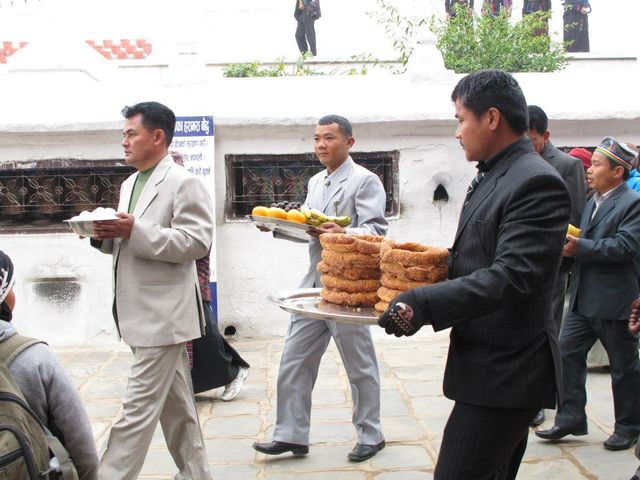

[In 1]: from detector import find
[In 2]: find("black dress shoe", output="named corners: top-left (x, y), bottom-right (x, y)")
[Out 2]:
top-left (347, 440), bottom-right (385, 462)
top-left (603, 433), bottom-right (638, 451)
top-left (530, 409), bottom-right (545, 427)
top-left (535, 424), bottom-right (588, 440)
top-left (252, 440), bottom-right (309, 456)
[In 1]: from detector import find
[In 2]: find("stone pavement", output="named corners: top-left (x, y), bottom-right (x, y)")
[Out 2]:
top-left (57, 328), bottom-right (637, 480)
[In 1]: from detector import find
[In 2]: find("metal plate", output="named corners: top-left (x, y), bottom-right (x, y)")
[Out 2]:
top-left (63, 218), bottom-right (118, 237)
top-left (247, 215), bottom-right (312, 241)
top-left (267, 288), bottom-right (379, 325)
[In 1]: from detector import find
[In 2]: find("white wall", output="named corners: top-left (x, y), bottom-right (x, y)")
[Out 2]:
top-left (0, 0), bottom-right (638, 344)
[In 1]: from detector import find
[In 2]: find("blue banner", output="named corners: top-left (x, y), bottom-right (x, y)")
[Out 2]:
top-left (173, 116), bottom-right (214, 137)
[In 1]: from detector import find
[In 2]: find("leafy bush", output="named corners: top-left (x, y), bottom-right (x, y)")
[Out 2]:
top-left (430, 8), bottom-right (568, 73)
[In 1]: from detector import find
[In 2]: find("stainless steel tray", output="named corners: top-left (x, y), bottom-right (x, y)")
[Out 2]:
top-left (247, 215), bottom-right (312, 241)
top-left (267, 288), bottom-right (379, 325)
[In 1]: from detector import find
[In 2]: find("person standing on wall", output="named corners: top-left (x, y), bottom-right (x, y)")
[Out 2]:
top-left (170, 151), bottom-right (251, 401)
top-left (536, 137), bottom-right (640, 452)
top-left (445, 0), bottom-right (474, 18)
top-left (91, 101), bottom-right (213, 480)
top-left (378, 70), bottom-right (571, 479)
top-left (522, 0), bottom-right (551, 36)
top-left (482, 0), bottom-right (512, 17)
top-left (253, 114), bottom-right (387, 462)
top-left (294, 0), bottom-right (320, 57)
top-left (563, 0), bottom-right (591, 52)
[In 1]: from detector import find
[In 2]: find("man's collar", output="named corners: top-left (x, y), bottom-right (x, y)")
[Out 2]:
top-left (594, 181), bottom-right (625, 200)
top-left (326, 156), bottom-right (353, 179)
top-left (477, 137), bottom-right (531, 173)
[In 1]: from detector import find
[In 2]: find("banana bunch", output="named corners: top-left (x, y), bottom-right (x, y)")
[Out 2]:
top-left (301, 207), bottom-right (352, 227)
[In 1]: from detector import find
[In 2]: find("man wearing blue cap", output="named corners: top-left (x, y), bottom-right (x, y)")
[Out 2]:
top-left (537, 137), bottom-right (640, 451)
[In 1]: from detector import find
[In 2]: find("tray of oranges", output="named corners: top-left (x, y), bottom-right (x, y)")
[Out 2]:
top-left (248, 202), bottom-right (313, 241)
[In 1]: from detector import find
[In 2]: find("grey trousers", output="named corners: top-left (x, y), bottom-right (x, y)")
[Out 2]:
top-left (99, 343), bottom-right (211, 480)
top-left (273, 317), bottom-right (384, 446)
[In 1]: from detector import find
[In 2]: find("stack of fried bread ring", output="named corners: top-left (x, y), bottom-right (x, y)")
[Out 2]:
top-left (375, 240), bottom-right (449, 312)
top-left (318, 233), bottom-right (384, 306)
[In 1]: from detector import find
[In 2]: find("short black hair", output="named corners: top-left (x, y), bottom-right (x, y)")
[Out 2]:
top-left (121, 101), bottom-right (176, 147)
top-left (528, 105), bottom-right (548, 135)
top-left (451, 70), bottom-right (529, 135)
top-left (318, 114), bottom-right (353, 138)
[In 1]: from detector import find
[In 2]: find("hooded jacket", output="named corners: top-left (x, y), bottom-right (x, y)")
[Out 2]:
top-left (0, 320), bottom-right (98, 480)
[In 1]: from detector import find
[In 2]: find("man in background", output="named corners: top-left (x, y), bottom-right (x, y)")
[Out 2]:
top-left (527, 104), bottom-right (586, 427)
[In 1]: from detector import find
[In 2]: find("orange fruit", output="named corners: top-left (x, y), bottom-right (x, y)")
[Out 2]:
top-left (252, 205), bottom-right (269, 217)
top-left (287, 209), bottom-right (306, 224)
top-left (267, 207), bottom-right (287, 220)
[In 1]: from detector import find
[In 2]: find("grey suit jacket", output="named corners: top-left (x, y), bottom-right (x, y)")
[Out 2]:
top-left (542, 142), bottom-right (586, 226)
top-left (300, 156), bottom-right (388, 289)
top-left (569, 182), bottom-right (640, 320)
top-left (414, 138), bottom-right (570, 409)
top-left (93, 154), bottom-right (214, 347)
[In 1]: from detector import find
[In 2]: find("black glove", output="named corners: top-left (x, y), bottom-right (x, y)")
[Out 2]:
top-left (377, 289), bottom-right (428, 337)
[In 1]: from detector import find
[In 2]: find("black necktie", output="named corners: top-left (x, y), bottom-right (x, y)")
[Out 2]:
top-left (463, 171), bottom-right (486, 208)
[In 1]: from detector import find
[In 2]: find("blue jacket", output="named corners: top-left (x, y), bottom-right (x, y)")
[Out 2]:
top-left (627, 169), bottom-right (640, 193)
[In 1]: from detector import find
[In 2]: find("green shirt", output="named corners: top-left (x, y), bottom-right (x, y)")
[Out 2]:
top-left (128, 164), bottom-right (157, 214)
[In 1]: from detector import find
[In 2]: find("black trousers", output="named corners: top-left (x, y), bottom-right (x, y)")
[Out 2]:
top-left (191, 301), bottom-right (250, 394)
top-left (555, 312), bottom-right (640, 436)
top-left (435, 402), bottom-right (537, 480)
top-left (295, 14), bottom-right (316, 56)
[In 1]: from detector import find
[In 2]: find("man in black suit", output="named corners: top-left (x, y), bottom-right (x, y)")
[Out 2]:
top-left (378, 70), bottom-right (570, 479)
top-left (536, 137), bottom-right (640, 451)
top-left (527, 104), bottom-right (586, 426)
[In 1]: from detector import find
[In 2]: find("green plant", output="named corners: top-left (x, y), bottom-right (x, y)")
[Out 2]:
top-left (430, 7), bottom-right (568, 73)
top-left (368, 0), bottom-right (426, 74)
top-left (223, 61), bottom-right (279, 78)
top-left (223, 53), bottom-right (324, 78)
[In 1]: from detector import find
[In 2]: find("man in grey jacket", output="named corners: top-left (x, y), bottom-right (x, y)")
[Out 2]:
top-left (536, 137), bottom-right (640, 451)
top-left (253, 115), bottom-right (387, 462)
top-left (0, 250), bottom-right (99, 480)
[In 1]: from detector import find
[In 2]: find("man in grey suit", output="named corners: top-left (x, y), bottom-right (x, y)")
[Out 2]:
top-left (536, 137), bottom-right (640, 451)
top-left (527, 104), bottom-right (586, 426)
top-left (253, 115), bottom-right (387, 462)
top-left (91, 102), bottom-right (213, 480)
top-left (378, 70), bottom-right (570, 479)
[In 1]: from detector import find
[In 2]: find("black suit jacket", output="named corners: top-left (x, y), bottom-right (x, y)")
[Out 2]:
top-left (415, 138), bottom-right (570, 409)
top-left (569, 183), bottom-right (640, 320)
top-left (542, 141), bottom-right (586, 227)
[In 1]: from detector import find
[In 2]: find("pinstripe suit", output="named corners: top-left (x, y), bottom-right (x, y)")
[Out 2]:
top-left (414, 138), bottom-right (571, 479)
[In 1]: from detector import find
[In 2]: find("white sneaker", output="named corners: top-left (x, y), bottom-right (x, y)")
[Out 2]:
top-left (220, 367), bottom-right (249, 401)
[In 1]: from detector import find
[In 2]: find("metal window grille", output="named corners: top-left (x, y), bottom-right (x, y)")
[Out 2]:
top-left (225, 151), bottom-right (399, 219)
top-left (0, 160), bottom-right (134, 233)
